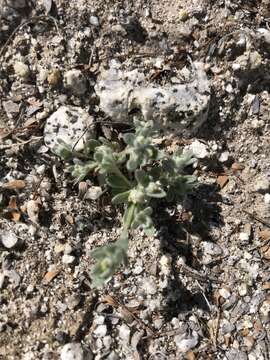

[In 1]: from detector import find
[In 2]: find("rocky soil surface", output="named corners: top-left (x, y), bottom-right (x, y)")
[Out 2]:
top-left (0, 0), bottom-right (270, 359)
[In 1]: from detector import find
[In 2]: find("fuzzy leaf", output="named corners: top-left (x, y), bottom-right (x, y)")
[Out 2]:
top-left (70, 161), bottom-right (97, 182)
top-left (131, 206), bottom-right (155, 236)
top-left (123, 133), bottom-right (135, 145)
top-left (84, 139), bottom-right (101, 154)
top-left (107, 174), bottom-right (130, 190)
top-left (91, 235), bottom-right (129, 287)
top-left (112, 190), bottom-right (131, 204)
top-left (135, 170), bottom-right (149, 186)
top-left (173, 151), bottom-right (196, 171)
top-left (123, 203), bottom-right (136, 229)
top-left (145, 182), bottom-right (166, 198)
top-left (94, 147), bottom-right (116, 173)
top-left (54, 140), bottom-right (73, 160)
top-left (127, 156), bottom-right (139, 172)
top-left (128, 188), bottom-right (147, 204)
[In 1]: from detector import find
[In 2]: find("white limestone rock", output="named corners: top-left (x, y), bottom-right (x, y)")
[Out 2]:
top-left (186, 140), bottom-right (210, 159)
top-left (95, 61), bottom-right (210, 135)
top-left (44, 106), bottom-right (95, 153)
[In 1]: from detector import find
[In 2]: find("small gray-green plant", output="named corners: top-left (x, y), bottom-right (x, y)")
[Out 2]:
top-left (56, 119), bottom-right (196, 287)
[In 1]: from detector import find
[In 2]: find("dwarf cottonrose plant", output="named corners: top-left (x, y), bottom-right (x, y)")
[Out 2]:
top-left (55, 119), bottom-right (196, 287)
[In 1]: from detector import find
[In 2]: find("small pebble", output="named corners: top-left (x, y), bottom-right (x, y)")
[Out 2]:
top-left (0, 273), bottom-right (5, 289)
top-left (14, 61), bottom-right (30, 79)
top-left (106, 352), bottom-right (120, 360)
top-left (94, 324), bottom-right (107, 338)
top-left (239, 232), bottom-right (250, 242)
top-left (118, 324), bottom-right (130, 343)
top-left (84, 186), bottom-right (103, 200)
top-left (187, 140), bottom-right (209, 159)
top-left (201, 241), bottom-right (223, 256)
top-left (219, 288), bottom-right (231, 300)
top-left (103, 335), bottom-right (112, 349)
top-left (238, 283), bottom-right (248, 296)
top-left (219, 151), bottom-right (230, 163)
top-left (260, 300), bottom-right (270, 319)
top-left (254, 178), bottom-right (270, 193)
top-left (264, 193), bottom-right (270, 205)
top-left (60, 342), bottom-right (93, 360)
top-left (243, 336), bottom-right (255, 350)
top-left (159, 254), bottom-right (172, 275)
top-left (64, 244), bottom-right (73, 255)
top-left (55, 331), bottom-right (70, 344)
top-left (250, 119), bottom-right (264, 129)
top-left (36, 164), bottom-right (46, 175)
top-left (141, 277), bottom-right (157, 295)
top-left (66, 294), bottom-right (81, 310)
top-left (154, 318), bottom-right (163, 330)
top-left (174, 332), bottom-right (198, 352)
top-left (89, 15), bottom-right (99, 26)
top-left (62, 254), bottom-right (76, 265)
top-left (225, 83), bottom-right (233, 93)
top-left (256, 28), bottom-right (270, 44)
top-left (44, 105), bottom-right (95, 153)
top-left (94, 315), bottom-right (105, 325)
top-left (0, 231), bottom-right (18, 249)
top-left (133, 265), bottom-right (143, 275)
top-left (55, 243), bottom-right (65, 254)
top-left (47, 69), bottom-right (61, 87)
top-left (3, 100), bottom-right (20, 119)
top-left (64, 69), bottom-right (87, 96)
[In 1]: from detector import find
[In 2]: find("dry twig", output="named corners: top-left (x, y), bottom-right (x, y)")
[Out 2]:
top-left (102, 295), bottom-right (155, 336)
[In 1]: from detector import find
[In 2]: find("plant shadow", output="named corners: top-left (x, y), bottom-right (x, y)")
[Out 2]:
top-left (156, 182), bottom-right (224, 321)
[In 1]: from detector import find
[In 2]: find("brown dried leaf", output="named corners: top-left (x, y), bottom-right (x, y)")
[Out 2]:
top-left (217, 175), bottom-right (229, 189)
top-left (8, 196), bottom-right (18, 209)
top-left (0, 128), bottom-right (11, 140)
top-left (259, 229), bottom-right (270, 241)
top-left (47, 69), bottom-right (61, 87)
top-left (185, 350), bottom-right (196, 360)
top-left (65, 214), bottom-right (74, 225)
top-left (6, 196), bottom-right (21, 221)
top-left (244, 223), bottom-right (252, 237)
top-left (242, 328), bottom-right (250, 336)
top-left (27, 199), bottom-right (40, 224)
top-left (102, 295), bottom-right (118, 307)
top-left (43, 269), bottom-right (60, 284)
top-left (2, 179), bottom-right (26, 190)
top-left (262, 282), bottom-right (270, 290)
top-left (231, 162), bottom-right (245, 172)
top-left (20, 204), bottom-right (27, 214)
top-left (261, 245), bottom-right (270, 260)
top-left (224, 334), bottom-right (231, 347)
top-left (12, 211), bottom-right (21, 222)
top-left (24, 117), bottom-right (38, 127)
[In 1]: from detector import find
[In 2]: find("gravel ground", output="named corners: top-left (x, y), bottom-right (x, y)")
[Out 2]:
top-left (0, 1), bottom-right (270, 359)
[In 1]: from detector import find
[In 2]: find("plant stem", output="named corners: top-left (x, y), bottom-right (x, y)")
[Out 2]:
top-left (118, 203), bottom-right (136, 250)
top-left (124, 203), bottom-right (136, 230)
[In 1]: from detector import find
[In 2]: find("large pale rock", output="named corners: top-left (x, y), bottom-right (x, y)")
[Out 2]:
top-left (95, 61), bottom-right (210, 135)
